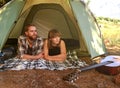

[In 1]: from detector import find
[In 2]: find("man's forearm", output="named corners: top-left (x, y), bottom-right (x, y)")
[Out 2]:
top-left (21, 54), bottom-right (39, 60)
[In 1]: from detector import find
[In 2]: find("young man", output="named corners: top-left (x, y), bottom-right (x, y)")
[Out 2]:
top-left (18, 24), bottom-right (44, 60)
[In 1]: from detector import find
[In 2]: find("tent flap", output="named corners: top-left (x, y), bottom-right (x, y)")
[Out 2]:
top-left (0, 0), bottom-right (26, 50)
top-left (69, 0), bottom-right (106, 58)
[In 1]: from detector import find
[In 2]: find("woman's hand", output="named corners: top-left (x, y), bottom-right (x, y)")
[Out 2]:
top-left (36, 52), bottom-right (44, 59)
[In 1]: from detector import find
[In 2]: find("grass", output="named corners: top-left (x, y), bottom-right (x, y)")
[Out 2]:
top-left (98, 20), bottom-right (120, 47)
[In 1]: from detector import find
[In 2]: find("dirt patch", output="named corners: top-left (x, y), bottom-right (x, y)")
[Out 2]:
top-left (0, 46), bottom-right (120, 88)
top-left (0, 69), bottom-right (119, 88)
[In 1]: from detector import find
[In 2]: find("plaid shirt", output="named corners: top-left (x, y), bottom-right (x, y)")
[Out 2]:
top-left (18, 35), bottom-right (43, 58)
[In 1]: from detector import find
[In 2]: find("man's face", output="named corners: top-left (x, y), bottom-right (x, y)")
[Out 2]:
top-left (25, 26), bottom-right (38, 40)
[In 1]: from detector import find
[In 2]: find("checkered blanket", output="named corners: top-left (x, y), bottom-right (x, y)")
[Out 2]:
top-left (0, 57), bottom-right (88, 71)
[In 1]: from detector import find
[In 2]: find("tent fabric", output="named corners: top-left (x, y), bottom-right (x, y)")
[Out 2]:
top-left (69, 1), bottom-right (107, 58)
top-left (0, 0), bottom-right (26, 51)
top-left (23, 4), bottom-right (79, 39)
top-left (0, 0), bottom-right (107, 59)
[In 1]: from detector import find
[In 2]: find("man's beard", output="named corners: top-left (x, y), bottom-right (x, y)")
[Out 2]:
top-left (28, 35), bottom-right (37, 41)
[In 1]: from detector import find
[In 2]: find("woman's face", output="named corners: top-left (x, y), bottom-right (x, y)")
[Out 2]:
top-left (50, 36), bottom-right (60, 45)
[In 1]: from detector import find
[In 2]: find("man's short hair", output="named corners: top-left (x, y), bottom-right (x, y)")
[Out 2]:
top-left (24, 23), bottom-right (36, 32)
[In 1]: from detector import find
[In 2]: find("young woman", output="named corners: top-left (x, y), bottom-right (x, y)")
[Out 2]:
top-left (43, 29), bottom-right (66, 62)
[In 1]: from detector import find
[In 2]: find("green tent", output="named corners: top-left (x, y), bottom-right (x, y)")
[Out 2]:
top-left (0, 0), bottom-right (107, 59)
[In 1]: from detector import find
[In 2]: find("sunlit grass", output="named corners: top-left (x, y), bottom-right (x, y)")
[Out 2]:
top-left (99, 21), bottom-right (120, 47)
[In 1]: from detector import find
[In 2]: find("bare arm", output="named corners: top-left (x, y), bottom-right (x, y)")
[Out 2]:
top-left (43, 40), bottom-right (66, 62)
top-left (21, 52), bottom-right (44, 60)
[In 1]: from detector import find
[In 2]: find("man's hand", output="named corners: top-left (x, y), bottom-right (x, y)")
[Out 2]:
top-left (20, 52), bottom-right (44, 60)
top-left (35, 52), bottom-right (44, 59)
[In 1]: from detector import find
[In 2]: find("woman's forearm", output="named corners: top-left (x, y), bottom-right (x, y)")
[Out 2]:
top-left (45, 54), bottom-right (66, 61)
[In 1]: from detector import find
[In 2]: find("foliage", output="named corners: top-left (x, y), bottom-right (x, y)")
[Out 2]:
top-left (96, 17), bottom-right (120, 24)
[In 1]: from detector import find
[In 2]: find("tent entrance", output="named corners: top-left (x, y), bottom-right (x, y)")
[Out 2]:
top-left (0, 0), bottom-right (107, 60)
top-left (23, 4), bottom-right (80, 50)
top-left (6, 3), bottom-right (80, 51)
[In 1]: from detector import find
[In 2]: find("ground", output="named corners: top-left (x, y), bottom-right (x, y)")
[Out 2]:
top-left (0, 46), bottom-right (120, 88)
